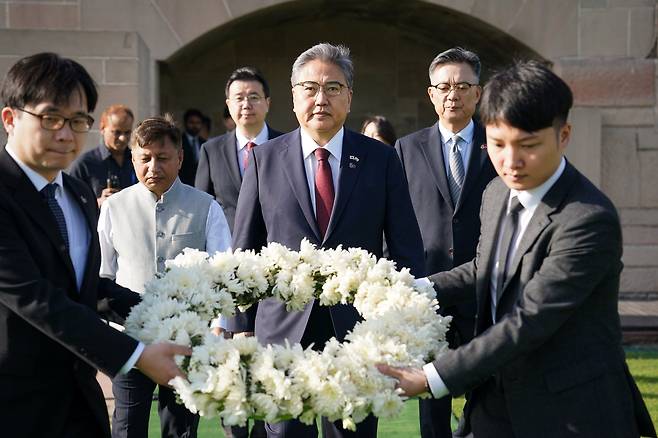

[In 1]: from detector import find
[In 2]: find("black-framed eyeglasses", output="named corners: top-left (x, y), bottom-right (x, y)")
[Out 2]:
top-left (293, 81), bottom-right (348, 97)
top-left (228, 94), bottom-right (265, 105)
top-left (16, 107), bottom-right (95, 133)
top-left (430, 82), bottom-right (479, 94)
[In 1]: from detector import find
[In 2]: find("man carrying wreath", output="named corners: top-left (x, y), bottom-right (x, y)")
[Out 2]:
top-left (227, 42), bottom-right (425, 438)
top-left (378, 61), bottom-right (656, 438)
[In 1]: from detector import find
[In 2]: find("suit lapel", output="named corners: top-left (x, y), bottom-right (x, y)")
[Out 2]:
top-left (280, 130), bottom-right (322, 242)
top-left (0, 150), bottom-right (77, 285)
top-left (420, 123), bottom-right (453, 209)
top-left (502, 163), bottom-right (576, 292)
top-left (324, 130), bottom-right (366, 242)
top-left (221, 131), bottom-right (243, 191)
top-left (454, 123), bottom-right (488, 213)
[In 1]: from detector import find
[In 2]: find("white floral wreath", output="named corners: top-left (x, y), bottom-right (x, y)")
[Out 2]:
top-left (124, 240), bottom-right (451, 430)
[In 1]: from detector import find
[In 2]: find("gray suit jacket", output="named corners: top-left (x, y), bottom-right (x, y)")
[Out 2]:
top-left (228, 128), bottom-right (425, 346)
top-left (194, 126), bottom-right (283, 233)
top-left (396, 121), bottom-right (496, 345)
top-left (429, 162), bottom-right (656, 437)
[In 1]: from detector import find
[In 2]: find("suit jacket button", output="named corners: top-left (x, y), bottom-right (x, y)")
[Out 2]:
top-left (448, 247), bottom-right (454, 256)
top-left (453, 218), bottom-right (459, 224)
top-left (60, 244), bottom-right (67, 253)
top-left (156, 231), bottom-right (165, 238)
top-left (157, 256), bottom-right (165, 263)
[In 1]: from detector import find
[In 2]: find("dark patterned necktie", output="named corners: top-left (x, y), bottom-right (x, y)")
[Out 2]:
top-left (314, 147), bottom-right (334, 239)
top-left (41, 183), bottom-right (69, 249)
top-left (494, 196), bottom-right (524, 304)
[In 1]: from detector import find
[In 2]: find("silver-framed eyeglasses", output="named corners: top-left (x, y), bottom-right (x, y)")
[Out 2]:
top-left (430, 82), bottom-right (479, 94)
top-left (229, 94), bottom-right (265, 105)
top-left (294, 81), bottom-right (348, 98)
top-left (16, 107), bottom-right (94, 133)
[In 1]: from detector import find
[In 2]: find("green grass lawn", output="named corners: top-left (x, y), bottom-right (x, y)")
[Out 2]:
top-left (148, 346), bottom-right (657, 437)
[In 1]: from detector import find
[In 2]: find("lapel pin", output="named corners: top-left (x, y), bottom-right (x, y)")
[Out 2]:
top-left (80, 195), bottom-right (87, 204)
top-left (349, 155), bottom-right (360, 162)
top-left (480, 144), bottom-right (487, 149)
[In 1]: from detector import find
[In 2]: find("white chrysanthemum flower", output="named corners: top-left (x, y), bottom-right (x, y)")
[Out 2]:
top-left (124, 237), bottom-right (451, 429)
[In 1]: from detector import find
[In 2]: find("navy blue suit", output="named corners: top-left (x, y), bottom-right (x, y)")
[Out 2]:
top-left (228, 128), bottom-right (425, 438)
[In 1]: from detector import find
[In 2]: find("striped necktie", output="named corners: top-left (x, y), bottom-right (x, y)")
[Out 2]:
top-left (448, 135), bottom-right (465, 205)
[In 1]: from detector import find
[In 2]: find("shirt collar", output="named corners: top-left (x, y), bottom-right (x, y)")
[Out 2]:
top-left (99, 143), bottom-right (131, 161)
top-left (511, 157), bottom-right (566, 211)
top-left (438, 119), bottom-right (475, 146)
top-left (300, 127), bottom-right (344, 162)
top-left (139, 176), bottom-right (182, 202)
top-left (99, 143), bottom-right (112, 159)
top-left (185, 132), bottom-right (198, 144)
top-left (236, 124), bottom-right (269, 149)
top-left (5, 143), bottom-right (64, 193)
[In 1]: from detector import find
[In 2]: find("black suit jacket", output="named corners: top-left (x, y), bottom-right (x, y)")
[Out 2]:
top-left (429, 162), bottom-right (656, 437)
top-left (0, 148), bottom-right (141, 438)
top-left (179, 134), bottom-right (207, 186)
top-left (194, 126), bottom-right (283, 233)
top-left (229, 128), bottom-right (425, 345)
top-left (395, 121), bottom-right (496, 345)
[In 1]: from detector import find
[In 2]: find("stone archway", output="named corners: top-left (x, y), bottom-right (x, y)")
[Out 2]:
top-left (159, 0), bottom-right (542, 137)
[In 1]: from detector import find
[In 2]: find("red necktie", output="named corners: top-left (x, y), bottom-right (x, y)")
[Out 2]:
top-left (243, 141), bottom-right (256, 171)
top-left (314, 147), bottom-right (334, 239)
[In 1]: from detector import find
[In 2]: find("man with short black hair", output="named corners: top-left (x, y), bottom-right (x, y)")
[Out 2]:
top-left (69, 104), bottom-right (137, 206)
top-left (195, 66), bottom-right (283, 235)
top-left (395, 47), bottom-right (496, 438)
top-left (0, 52), bottom-right (189, 438)
top-left (379, 60), bottom-right (656, 438)
top-left (179, 108), bottom-right (206, 185)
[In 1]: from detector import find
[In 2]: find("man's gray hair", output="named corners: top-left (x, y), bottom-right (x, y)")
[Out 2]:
top-left (428, 47), bottom-right (481, 82)
top-left (291, 43), bottom-right (354, 88)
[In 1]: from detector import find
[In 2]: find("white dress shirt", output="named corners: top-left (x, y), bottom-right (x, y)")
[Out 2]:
top-left (438, 119), bottom-right (475, 177)
top-left (300, 127), bottom-right (343, 214)
top-left (423, 157), bottom-right (567, 399)
top-left (6, 145), bottom-right (141, 373)
top-left (236, 124), bottom-right (269, 177)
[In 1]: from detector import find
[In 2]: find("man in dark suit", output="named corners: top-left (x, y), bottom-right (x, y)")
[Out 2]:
top-left (379, 61), bottom-right (656, 438)
top-left (0, 52), bottom-right (190, 438)
top-left (230, 43), bottom-right (425, 438)
top-left (195, 67), bottom-right (283, 235)
top-left (395, 47), bottom-right (496, 438)
top-left (179, 108), bottom-right (206, 185)
top-left (195, 65), bottom-right (281, 438)
top-left (69, 104), bottom-right (137, 207)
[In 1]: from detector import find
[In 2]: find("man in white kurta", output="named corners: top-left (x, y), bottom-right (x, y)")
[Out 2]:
top-left (97, 115), bottom-right (231, 438)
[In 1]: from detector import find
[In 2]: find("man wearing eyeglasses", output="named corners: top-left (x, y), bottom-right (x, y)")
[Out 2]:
top-left (196, 66), bottom-right (282, 236)
top-left (228, 43), bottom-right (425, 438)
top-left (69, 104), bottom-right (137, 207)
top-left (394, 47), bottom-right (497, 438)
top-left (0, 53), bottom-right (190, 438)
top-left (195, 66), bottom-right (281, 438)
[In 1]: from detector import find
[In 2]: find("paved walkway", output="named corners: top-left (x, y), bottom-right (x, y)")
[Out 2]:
top-left (619, 299), bottom-right (658, 344)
